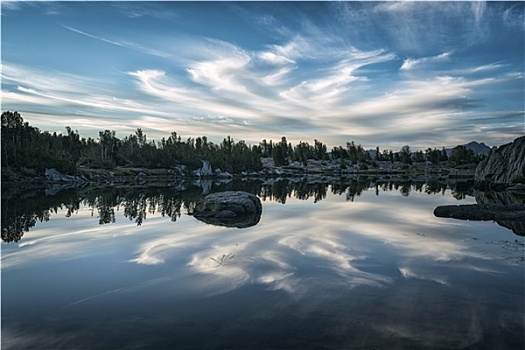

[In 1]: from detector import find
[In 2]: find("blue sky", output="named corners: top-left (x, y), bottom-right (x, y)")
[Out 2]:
top-left (1, 1), bottom-right (524, 150)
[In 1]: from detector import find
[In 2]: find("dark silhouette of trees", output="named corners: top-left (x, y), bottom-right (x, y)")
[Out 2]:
top-left (99, 130), bottom-right (118, 168)
top-left (425, 147), bottom-right (442, 164)
top-left (399, 145), bottom-right (412, 164)
top-left (272, 144), bottom-right (287, 166)
top-left (1, 112), bottom-right (264, 176)
top-left (2, 111), bottom-right (486, 181)
top-left (375, 146), bottom-right (382, 161)
top-left (449, 145), bottom-right (477, 164)
top-left (1, 111), bottom-right (79, 173)
top-left (414, 150), bottom-right (425, 163)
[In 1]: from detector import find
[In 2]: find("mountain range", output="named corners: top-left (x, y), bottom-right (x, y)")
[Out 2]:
top-left (367, 141), bottom-right (494, 158)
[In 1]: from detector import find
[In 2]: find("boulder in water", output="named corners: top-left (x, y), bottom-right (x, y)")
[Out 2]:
top-left (192, 191), bottom-right (262, 228)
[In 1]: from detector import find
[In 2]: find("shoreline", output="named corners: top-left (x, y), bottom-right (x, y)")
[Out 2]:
top-left (2, 161), bottom-right (455, 188)
top-left (3, 157), bottom-right (522, 195)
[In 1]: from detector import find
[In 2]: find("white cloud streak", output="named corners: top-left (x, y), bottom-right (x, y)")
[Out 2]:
top-left (62, 25), bottom-right (172, 58)
top-left (400, 52), bottom-right (452, 71)
top-left (62, 25), bottom-right (126, 47)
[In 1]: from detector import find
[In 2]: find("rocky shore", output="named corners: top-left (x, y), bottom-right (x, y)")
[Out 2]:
top-left (2, 136), bottom-right (523, 197)
top-left (431, 136), bottom-right (525, 235)
top-left (2, 157), bottom-right (455, 188)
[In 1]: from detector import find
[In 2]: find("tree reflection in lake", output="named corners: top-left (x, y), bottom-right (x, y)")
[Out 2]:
top-left (0, 177), bottom-right (486, 243)
top-left (2, 178), bottom-right (450, 242)
top-left (1, 188), bottom-right (73, 243)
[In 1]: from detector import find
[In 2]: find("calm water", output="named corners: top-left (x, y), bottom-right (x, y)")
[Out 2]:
top-left (2, 180), bottom-right (524, 349)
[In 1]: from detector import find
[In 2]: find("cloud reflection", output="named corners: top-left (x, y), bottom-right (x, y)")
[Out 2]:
top-left (2, 188), bottom-right (518, 300)
top-left (398, 266), bottom-right (449, 285)
top-left (3, 186), bottom-right (523, 349)
top-left (118, 190), bottom-right (503, 301)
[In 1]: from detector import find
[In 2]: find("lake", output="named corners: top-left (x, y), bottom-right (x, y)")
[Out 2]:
top-left (2, 179), bottom-right (524, 349)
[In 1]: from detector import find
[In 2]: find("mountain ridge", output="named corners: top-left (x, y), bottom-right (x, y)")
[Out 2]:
top-left (367, 141), bottom-right (494, 158)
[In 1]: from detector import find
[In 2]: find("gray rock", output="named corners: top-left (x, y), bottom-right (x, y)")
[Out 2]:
top-left (475, 136), bottom-right (525, 184)
top-left (195, 160), bottom-right (213, 177)
top-left (215, 169), bottom-right (233, 179)
top-left (215, 210), bottom-right (236, 218)
top-left (192, 191), bottom-right (262, 228)
top-left (45, 168), bottom-right (85, 183)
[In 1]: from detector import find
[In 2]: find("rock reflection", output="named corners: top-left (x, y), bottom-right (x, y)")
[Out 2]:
top-left (434, 189), bottom-right (525, 236)
top-left (193, 212), bottom-right (261, 228)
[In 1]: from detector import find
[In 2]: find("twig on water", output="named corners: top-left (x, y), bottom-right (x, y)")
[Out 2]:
top-left (210, 253), bottom-right (235, 267)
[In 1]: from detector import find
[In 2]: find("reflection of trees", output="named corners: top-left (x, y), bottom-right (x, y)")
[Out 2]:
top-left (1, 188), bottom-right (81, 243)
top-left (82, 186), bottom-right (204, 226)
top-left (158, 195), bottom-right (183, 222)
top-left (425, 181), bottom-right (447, 196)
top-left (95, 194), bottom-right (117, 224)
top-left (0, 184), bottom-right (206, 242)
top-left (1, 178), bottom-right (453, 243)
top-left (122, 193), bottom-right (148, 225)
top-left (270, 180), bottom-right (292, 204)
top-left (400, 183), bottom-right (411, 197)
top-left (252, 177), bottom-right (448, 203)
top-left (257, 179), bottom-right (330, 204)
top-left (1, 211), bottom-right (50, 243)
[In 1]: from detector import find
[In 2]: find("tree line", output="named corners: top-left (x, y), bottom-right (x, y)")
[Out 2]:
top-left (1, 111), bottom-right (262, 174)
top-left (1, 111), bottom-right (484, 177)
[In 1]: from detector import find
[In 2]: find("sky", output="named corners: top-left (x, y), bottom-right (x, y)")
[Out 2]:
top-left (1, 1), bottom-right (524, 151)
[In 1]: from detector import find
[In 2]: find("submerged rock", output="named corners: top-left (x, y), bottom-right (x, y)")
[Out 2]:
top-left (433, 203), bottom-right (525, 236)
top-left (192, 191), bottom-right (262, 228)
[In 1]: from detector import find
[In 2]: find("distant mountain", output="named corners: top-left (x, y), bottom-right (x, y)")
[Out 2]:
top-left (446, 141), bottom-right (494, 156)
top-left (463, 141), bottom-right (494, 155)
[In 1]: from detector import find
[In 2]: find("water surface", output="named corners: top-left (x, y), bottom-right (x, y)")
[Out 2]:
top-left (2, 181), bottom-right (524, 349)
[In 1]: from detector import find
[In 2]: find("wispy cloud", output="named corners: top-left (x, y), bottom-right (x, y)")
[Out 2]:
top-left (62, 25), bottom-right (126, 47)
top-left (1, 0), bottom-right (24, 12)
top-left (1, 1), bottom-right (65, 15)
top-left (503, 3), bottom-right (525, 29)
top-left (336, 1), bottom-right (497, 53)
top-left (112, 2), bottom-right (179, 20)
top-left (400, 52), bottom-right (452, 71)
top-left (62, 25), bottom-right (172, 58)
top-left (470, 1), bottom-right (487, 28)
